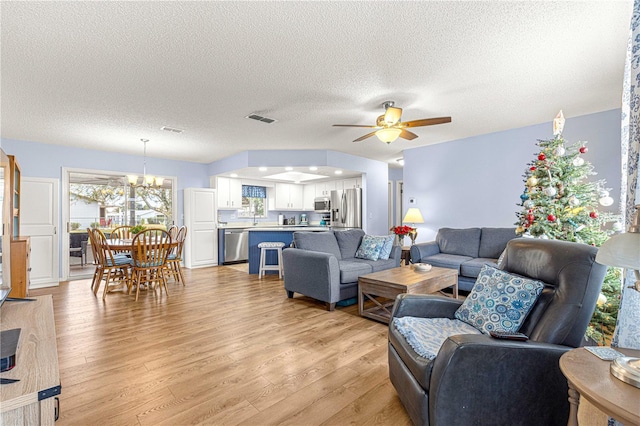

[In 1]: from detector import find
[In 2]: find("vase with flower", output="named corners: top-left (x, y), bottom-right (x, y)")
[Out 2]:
top-left (390, 225), bottom-right (414, 246)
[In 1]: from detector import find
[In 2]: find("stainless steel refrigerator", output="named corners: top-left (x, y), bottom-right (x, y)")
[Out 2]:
top-left (330, 188), bottom-right (362, 228)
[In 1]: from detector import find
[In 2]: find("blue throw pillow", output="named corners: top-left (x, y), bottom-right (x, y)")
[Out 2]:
top-left (377, 234), bottom-right (396, 260)
top-left (355, 235), bottom-right (384, 261)
top-left (454, 264), bottom-right (544, 334)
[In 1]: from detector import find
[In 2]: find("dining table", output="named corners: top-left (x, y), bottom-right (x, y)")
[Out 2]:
top-left (106, 238), bottom-right (178, 252)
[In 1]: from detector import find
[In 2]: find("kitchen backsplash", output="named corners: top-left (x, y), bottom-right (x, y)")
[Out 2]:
top-left (217, 210), bottom-right (324, 225)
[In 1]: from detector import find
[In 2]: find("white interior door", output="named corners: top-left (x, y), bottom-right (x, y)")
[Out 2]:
top-left (184, 188), bottom-right (217, 268)
top-left (21, 177), bottom-right (60, 288)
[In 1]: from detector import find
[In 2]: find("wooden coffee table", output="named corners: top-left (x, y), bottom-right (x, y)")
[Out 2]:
top-left (358, 266), bottom-right (458, 324)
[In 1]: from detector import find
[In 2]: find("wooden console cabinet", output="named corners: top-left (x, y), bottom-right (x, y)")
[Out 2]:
top-left (9, 237), bottom-right (30, 298)
top-left (0, 295), bottom-right (61, 425)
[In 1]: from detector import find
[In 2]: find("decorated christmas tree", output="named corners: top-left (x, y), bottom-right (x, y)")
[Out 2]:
top-left (515, 111), bottom-right (621, 344)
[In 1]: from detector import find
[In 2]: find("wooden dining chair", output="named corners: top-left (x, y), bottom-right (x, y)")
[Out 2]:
top-left (111, 225), bottom-right (133, 240)
top-left (92, 229), bottom-right (132, 300)
top-left (166, 226), bottom-right (187, 285)
top-left (86, 228), bottom-right (102, 292)
top-left (130, 229), bottom-right (172, 301)
top-left (168, 225), bottom-right (179, 240)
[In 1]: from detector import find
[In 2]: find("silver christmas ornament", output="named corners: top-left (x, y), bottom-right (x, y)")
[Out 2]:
top-left (553, 146), bottom-right (566, 156)
top-left (543, 186), bottom-right (557, 197)
top-left (572, 157), bottom-right (585, 167)
top-left (523, 200), bottom-right (534, 209)
top-left (568, 196), bottom-right (580, 207)
top-left (599, 196), bottom-right (614, 207)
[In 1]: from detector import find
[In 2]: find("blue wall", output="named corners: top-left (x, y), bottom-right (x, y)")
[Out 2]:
top-left (401, 109), bottom-right (622, 242)
top-left (1, 138), bottom-right (211, 226)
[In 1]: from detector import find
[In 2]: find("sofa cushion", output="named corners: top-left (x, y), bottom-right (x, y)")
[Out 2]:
top-left (437, 228), bottom-right (481, 258)
top-left (479, 227), bottom-right (518, 259)
top-left (455, 265), bottom-right (545, 334)
top-left (293, 231), bottom-right (342, 260)
top-left (422, 253), bottom-right (473, 273)
top-left (339, 260), bottom-right (373, 283)
top-left (349, 257), bottom-right (397, 273)
top-left (460, 258), bottom-right (498, 278)
top-left (377, 235), bottom-right (396, 260)
top-left (355, 234), bottom-right (384, 261)
top-left (334, 229), bottom-right (365, 259)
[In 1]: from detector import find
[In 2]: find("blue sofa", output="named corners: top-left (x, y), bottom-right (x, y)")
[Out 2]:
top-left (410, 227), bottom-right (519, 291)
top-left (282, 229), bottom-right (401, 310)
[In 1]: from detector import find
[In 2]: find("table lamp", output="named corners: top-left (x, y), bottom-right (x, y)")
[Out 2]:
top-left (402, 208), bottom-right (425, 245)
top-left (595, 204), bottom-right (640, 388)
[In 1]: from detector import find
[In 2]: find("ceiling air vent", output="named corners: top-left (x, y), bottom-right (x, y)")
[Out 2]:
top-left (161, 126), bottom-right (184, 133)
top-left (245, 113), bottom-right (277, 124)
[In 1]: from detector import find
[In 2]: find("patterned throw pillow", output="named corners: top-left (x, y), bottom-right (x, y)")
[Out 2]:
top-left (355, 235), bottom-right (384, 261)
top-left (455, 264), bottom-right (544, 334)
top-left (377, 234), bottom-right (396, 260)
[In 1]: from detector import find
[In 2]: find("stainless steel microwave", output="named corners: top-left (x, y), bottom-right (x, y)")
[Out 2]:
top-left (314, 197), bottom-right (331, 213)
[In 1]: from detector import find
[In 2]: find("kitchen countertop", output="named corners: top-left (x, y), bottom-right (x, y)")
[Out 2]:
top-left (247, 226), bottom-right (330, 231)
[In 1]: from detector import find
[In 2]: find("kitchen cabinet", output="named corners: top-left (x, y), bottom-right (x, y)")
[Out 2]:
top-left (217, 177), bottom-right (242, 209)
top-left (275, 183), bottom-right (304, 210)
top-left (303, 184), bottom-right (315, 210)
top-left (315, 181), bottom-right (336, 197)
top-left (341, 177), bottom-right (362, 189)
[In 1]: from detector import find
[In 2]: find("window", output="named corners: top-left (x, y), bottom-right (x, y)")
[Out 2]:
top-left (239, 185), bottom-right (267, 217)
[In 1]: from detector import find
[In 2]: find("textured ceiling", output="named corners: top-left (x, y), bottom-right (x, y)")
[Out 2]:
top-left (0, 1), bottom-right (633, 165)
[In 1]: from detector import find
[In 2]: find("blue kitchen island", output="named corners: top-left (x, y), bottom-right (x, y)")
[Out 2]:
top-left (247, 226), bottom-right (330, 274)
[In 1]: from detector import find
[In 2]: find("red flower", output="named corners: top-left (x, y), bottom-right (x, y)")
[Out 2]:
top-left (390, 225), bottom-right (414, 236)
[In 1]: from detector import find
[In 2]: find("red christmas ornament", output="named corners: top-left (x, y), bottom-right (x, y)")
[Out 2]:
top-left (547, 214), bottom-right (556, 222)
top-left (538, 153), bottom-right (546, 161)
top-left (579, 146), bottom-right (588, 154)
top-left (589, 211), bottom-right (598, 219)
top-left (530, 166), bottom-right (536, 171)
top-left (527, 214), bottom-right (535, 222)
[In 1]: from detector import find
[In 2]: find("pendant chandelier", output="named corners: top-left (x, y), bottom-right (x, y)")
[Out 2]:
top-left (126, 139), bottom-right (164, 188)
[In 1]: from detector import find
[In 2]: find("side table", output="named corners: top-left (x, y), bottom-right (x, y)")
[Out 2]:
top-left (559, 347), bottom-right (640, 426)
top-left (401, 246), bottom-right (411, 266)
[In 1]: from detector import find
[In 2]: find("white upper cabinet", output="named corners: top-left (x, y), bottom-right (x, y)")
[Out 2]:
top-left (275, 183), bottom-right (304, 210)
top-left (217, 177), bottom-right (242, 210)
top-left (315, 181), bottom-right (336, 197)
top-left (341, 177), bottom-right (362, 189)
top-left (303, 184), bottom-right (315, 210)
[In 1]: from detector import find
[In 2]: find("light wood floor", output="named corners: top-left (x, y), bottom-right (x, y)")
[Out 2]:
top-left (30, 266), bottom-right (412, 425)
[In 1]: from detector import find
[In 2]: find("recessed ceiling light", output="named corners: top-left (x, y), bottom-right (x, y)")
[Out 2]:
top-left (230, 173), bottom-right (238, 178)
top-left (259, 167), bottom-right (267, 172)
top-left (397, 158), bottom-right (405, 166)
top-left (309, 166), bottom-right (318, 171)
top-left (285, 167), bottom-right (293, 171)
top-left (334, 170), bottom-right (343, 175)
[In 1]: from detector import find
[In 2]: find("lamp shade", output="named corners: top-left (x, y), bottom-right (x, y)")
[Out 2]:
top-left (376, 128), bottom-right (402, 143)
top-left (595, 232), bottom-right (640, 269)
top-left (403, 208), bottom-right (425, 224)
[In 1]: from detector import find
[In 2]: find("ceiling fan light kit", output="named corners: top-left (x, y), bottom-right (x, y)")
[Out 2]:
top-left (333, 101), bottom-right (451, 144)
top-left (376, 128), bottom-right (402, 143)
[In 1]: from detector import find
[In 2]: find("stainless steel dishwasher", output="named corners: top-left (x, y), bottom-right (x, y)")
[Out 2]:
top-left (224, 229), bottom-right (249, 263)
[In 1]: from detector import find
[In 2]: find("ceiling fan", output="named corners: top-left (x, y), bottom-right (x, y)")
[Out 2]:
top-left (333, 101), bottom-right (451, 143)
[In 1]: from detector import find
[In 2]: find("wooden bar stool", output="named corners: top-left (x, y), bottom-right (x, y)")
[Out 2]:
top-left (258, 242), bottom-right (285, 279)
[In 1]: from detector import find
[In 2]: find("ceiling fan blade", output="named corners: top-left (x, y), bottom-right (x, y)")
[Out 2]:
top-left (399, 129), bottom-right (419, 140)
top-left (402, 116), bottom-right (452, 128)
top-left (353, 131), bottom-right (378, 142)
top-left (333, 124), bottom-right (379, 128)
top-left (384, 107), bottom-right (403, 125)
